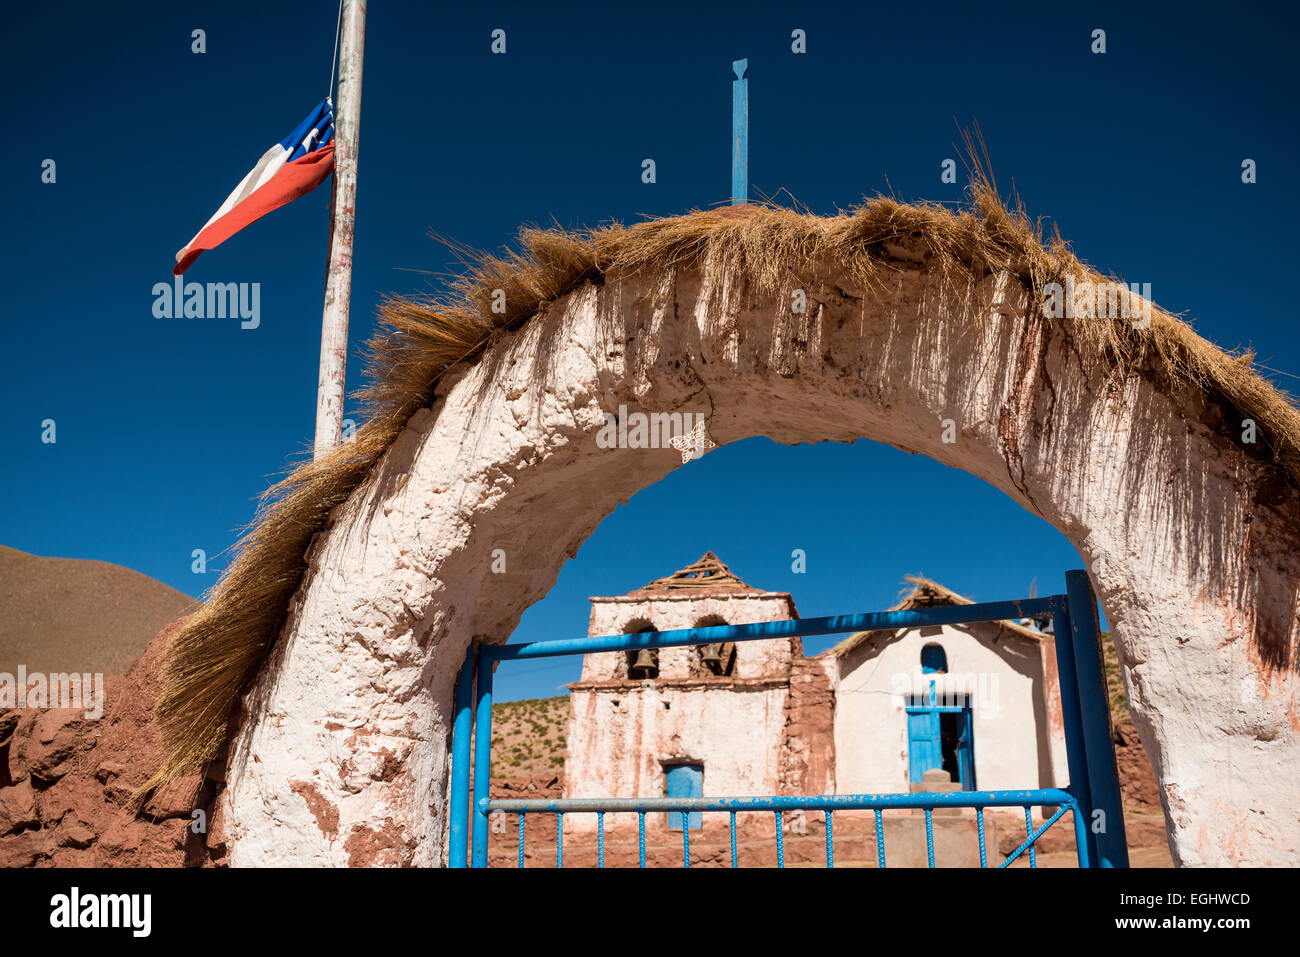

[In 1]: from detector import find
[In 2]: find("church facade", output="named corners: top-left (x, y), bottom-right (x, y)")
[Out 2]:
top-left (562, 553), bottom-right (1068, 834)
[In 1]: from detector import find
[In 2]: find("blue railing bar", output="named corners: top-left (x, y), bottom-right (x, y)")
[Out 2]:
top-left (484, 787), bottom-right (1075, 814)
top-left (482, 598), bottom-right (1065, 663)
top-left (1065, 570), bottom-right (1130, 868)
top-left (556, 812), bottom-right (564, 869)
top-left (1000, 803), bottom-right (1072, 868)
top-left (1051, 602), bottom-right (1097, 868)
top-left (976, 808), bottom-right (987, 868)
top-left (517, 814), bottom-right (525, 868)
top-left (729, 812), bottom-right (737, 867)
top-left (447, 645), bottom-right (474, 868)
top-left (470, 644), bottom-right (494, 868)
top-left (638, 812), bottom-right (646, 868)
top-left (874, 810), bottom-right (886, 868)
top-left (775, 811), bottom-right (784, 868)
top-left (825, 811), bottom-right (834, 868)
top-left (925, 809), bottom-right (935, 867)
top-left (1024, 807), bottom-right (1037, 868)
top-left (597, 812), bottom-right (605, 868)
top-left (681, 812), bottom-right (690, 868)
top-left (1070, 792), bottom-right (1091, 868)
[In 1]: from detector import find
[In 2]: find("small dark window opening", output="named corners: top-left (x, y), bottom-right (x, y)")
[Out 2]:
top-left (921, 643), bottom-right (948, 674)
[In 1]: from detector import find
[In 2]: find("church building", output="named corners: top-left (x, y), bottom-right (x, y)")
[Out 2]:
top-left (562, 553), bottom-right (1068, 836)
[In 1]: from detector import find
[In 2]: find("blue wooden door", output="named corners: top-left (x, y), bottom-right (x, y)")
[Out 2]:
top-left (908, 703), bottom-right (976, 789)
top-left (956, 707), bottom-right (976, 791)
top-left (906, 709), bottom-right (942, 783)
top-left (665, 764), bottom-right (703, 830)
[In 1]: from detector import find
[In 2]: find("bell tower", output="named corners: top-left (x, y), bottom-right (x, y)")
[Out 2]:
top-left (563, 553), bottom-right (801, 822)
top-left (578, 551), bottom-right (799, 684)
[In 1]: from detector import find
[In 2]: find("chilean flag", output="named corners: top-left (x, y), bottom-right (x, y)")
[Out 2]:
top-left (174, 99), bottom-right (336, 275)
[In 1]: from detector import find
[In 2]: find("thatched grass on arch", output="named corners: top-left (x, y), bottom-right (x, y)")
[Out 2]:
top-left (137, 186), bottom-right (1300, 807)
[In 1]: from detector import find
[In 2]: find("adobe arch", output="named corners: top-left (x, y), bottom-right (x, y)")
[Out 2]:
top-left (218, 220), bottom-right (1300, 868)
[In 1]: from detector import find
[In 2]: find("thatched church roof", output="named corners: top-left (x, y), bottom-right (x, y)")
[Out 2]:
top-left (827, 575), bottom-right (1046, 659)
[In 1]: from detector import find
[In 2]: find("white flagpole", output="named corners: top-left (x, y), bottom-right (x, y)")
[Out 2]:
top-left (314, 0), bottom-right (366, 457)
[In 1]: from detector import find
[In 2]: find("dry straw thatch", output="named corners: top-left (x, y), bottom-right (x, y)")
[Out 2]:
top-left (827, 574), bottom-right (1046, 659)
top-left (137, 181), bottom-right (1300, 806)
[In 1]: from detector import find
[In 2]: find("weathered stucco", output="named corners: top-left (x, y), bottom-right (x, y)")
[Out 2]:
top-left (221, 249), bottom-right (1300, 866)
top-left (564, 589), bottom-right (797, 836)
top-left (831, 622), bottom-right (1067, 794)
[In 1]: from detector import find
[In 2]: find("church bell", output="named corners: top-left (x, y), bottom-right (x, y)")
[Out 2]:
top-left (630, 648), bottom-right (657, 677)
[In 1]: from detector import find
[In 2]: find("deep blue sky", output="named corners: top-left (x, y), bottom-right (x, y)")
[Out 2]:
top-left (3, 2), bottom-right (1296, 700)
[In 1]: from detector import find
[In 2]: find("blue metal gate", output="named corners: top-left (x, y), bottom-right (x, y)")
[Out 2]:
top-left (447, 569), bottom-right (1128, 868)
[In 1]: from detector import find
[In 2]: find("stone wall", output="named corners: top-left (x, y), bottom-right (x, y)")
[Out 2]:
top-left (562, 682), bottom-right (789, 835)
top-left (562, 589), bottom-right (800, 834)
top-left (778, 655), bottom-right (836, 795)
top-left (0, 619), bottom-right (225, 867)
